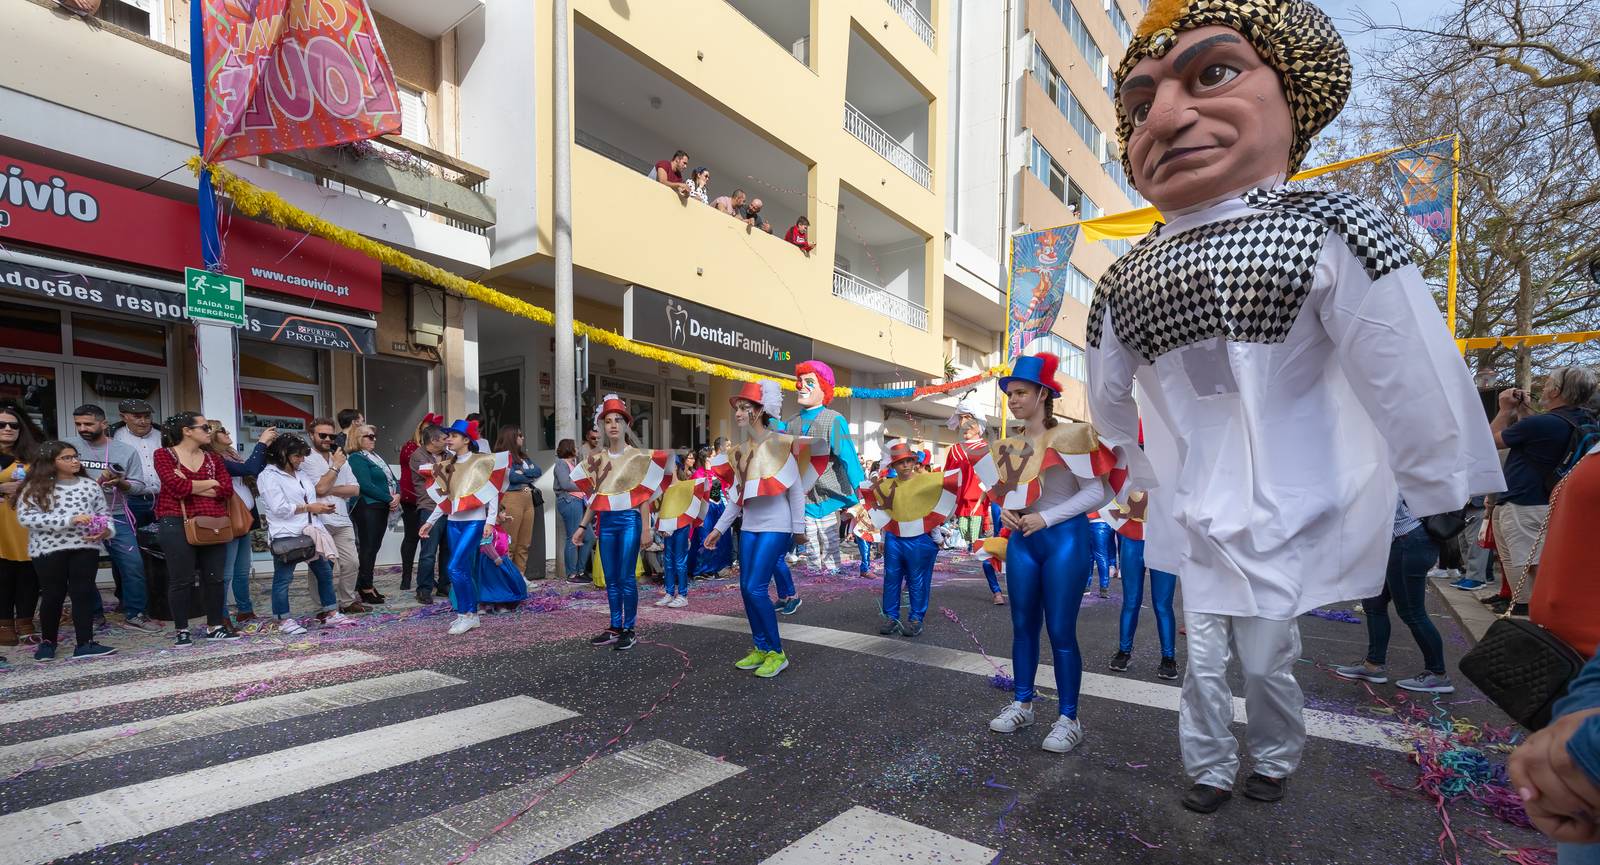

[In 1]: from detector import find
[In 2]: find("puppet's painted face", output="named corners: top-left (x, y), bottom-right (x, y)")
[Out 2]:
top-left (796, 372), bottom-right (825, 408)
top-left (1119, 25), bottom-right (1294, 213)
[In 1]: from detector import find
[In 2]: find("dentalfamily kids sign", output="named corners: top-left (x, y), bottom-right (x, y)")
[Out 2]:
top-left (201, 0), bottom-right (401, 162)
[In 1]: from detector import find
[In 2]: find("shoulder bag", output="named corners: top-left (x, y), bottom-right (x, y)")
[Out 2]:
top-left (268, 476), bottom-right (317, 564)
top-left (1422, 508), bottom-right (1467, 542)
top-left (171, 450), bottom-right (232, 546)
top-left (1457, 478), bottom-right (1583, 730)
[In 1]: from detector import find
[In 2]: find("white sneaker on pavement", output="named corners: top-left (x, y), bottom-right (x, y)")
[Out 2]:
top-left (654, 594), bottom-right (675, 607)
top-left (988, 701), bottom-right (1035, 733)
top-left (448, 614), bottom-right (474, 635)
top-left (1041, 716), bottom-right (1085, 753)
top-left (668, 596), bottom-right (688, 608)
top-left (324, 612), bottom-right (355, 627)
top-left (278, 618), bottom-right (307, 636)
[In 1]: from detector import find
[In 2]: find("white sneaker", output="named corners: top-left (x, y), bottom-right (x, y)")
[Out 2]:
top-left (988, 701), bottom-right (1035, 733)
top-left (278, 618), bottom-right (307, 636)
top-left (654, 594), bottom-right (675, 607)
top-left (1041, 715), bottom-right (1084, 753)
top-left (447, 614), bottom-right (474, 635)
top-left (324, 612), bottom-right (354, 627)
top-left (667, 596), bottom-right (688, 609)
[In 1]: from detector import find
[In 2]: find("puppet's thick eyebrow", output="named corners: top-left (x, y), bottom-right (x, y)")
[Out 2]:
top-left (1120, 74), bottom-right (1156, 95)
top-left (1173, 34), bottom-right (1243, 73)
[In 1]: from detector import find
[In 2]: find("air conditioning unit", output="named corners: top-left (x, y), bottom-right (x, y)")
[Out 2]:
top-left (409, 284), bottom-right (445, 347)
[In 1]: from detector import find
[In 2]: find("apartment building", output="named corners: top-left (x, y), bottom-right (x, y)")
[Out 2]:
top-left (927, 0), bottom-right (1145, 446)
top-left (0, 0), bottom-right (493, 446)
top-left (459, 0), bottom-right (947, 455)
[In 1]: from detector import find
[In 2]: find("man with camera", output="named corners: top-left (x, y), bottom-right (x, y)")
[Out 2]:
top-left (1488, 367), bottom-right (1597, 617)
top-left (64, 404), bottom-right (160, 631)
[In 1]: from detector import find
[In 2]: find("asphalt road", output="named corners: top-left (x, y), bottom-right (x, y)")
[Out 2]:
top-left (0, 553), bottom-right (1549, 865)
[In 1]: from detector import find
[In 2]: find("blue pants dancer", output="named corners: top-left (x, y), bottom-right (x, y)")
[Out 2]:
top-left (443, 520), bottom-right (487, 613)
top-left (1008, 515), bottom-right (1092, 718)
top-left (694, 502), bottom-right (734, 575)
top-left (882, 533), bottom-right (938, 628)
top-left (1088, 521), bottom-right (1117, 590)
top-left (982, 560), bottom-right (1004, 595)
top-left (597, 509), bottom-right (642, 630)
top-left (1117, 538), bottom-right (1176, 659)
top-left (989, 503), bottom-right (1003, 539)
top-left (662, 529), bottom-right (691, 598)
top-left (738, 531), bottom-right (787, 654)
top-left (856, 537), bottom-right (872, 574)
top-left (775, 556), bottom-right (796, 599)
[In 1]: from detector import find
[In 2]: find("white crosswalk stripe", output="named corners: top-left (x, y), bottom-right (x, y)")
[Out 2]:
top-left (662, 612), bottom-right (1412, 752)
top-left (0, 670), bottom-right (464, 777)
top-left (759, 806), bottom-right (998, 864)
top-left (290, 739), bottom-right (745, 864)
top-left (0, 650), bottom-right (380, 725)
top-left (0, 696), bottom-right (578, 865)
top-left (0, 640), bottom-right (283, 690)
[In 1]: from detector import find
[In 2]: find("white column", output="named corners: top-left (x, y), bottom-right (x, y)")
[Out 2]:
top-left (462, 301), bottom-right (481, 415)
top-left (195, 323), bottom-right (239, 434)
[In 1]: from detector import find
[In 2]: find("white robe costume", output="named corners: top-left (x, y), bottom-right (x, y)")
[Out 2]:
top-left (1087, 184), bottom-right (1504, 789)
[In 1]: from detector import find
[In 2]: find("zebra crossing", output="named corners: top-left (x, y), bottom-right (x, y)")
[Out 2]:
top-left (0, 643), bottom-right (1002, 865)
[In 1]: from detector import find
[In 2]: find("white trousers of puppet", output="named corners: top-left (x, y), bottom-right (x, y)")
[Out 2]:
top-left (802, 512), bottom-right (842, 572)
top-left (1180, 612), bottom-right (1306, 789)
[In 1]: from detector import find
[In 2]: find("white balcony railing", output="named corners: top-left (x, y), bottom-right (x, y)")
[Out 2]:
top-left (843, 102), bottom-right (932, 189)
top-left (833, 267), bottom-right (928, 330)
top-left (886, 0), bottom-right (935, 47)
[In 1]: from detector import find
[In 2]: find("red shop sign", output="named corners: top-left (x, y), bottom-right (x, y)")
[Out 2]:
top-left (0, 155), bottom-right (382, 312)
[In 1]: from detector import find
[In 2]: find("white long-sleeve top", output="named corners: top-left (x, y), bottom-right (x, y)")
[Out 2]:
top-left (714, 477), bottom-right (805, 536)
top-left (1087, 186), bottom-right (1503, 620)
top-left (257, 464), bottom-right (324, 541)
top-left (423, 452), bottom-right (498, 527)
top-left (1030, 470), bottom-right (1108, 528)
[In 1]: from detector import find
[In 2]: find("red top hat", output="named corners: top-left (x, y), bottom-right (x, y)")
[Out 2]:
top-left (886, 441), bottom-right (918, 467)
top-left (729, 380), bottom-right (766, 410)
top-left (596, 395), bottom-right (632, 426)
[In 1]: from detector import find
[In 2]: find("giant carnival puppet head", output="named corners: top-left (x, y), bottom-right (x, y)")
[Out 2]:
top-left (945, 393), bottom-right (985, 441)
top-left (1115, 0), bottom-right (1351, 213)
top-left (795, 360), bottom-right (837, 409)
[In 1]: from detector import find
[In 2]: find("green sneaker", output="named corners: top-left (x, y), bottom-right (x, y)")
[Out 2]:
top-left (754, 651), bottom-right (790, 678)
top-left (734, 648), bottom-right (767, 670)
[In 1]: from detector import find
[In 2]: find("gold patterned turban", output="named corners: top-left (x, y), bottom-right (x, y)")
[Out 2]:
top-left (1114, 0), bottom-right (1352, 177)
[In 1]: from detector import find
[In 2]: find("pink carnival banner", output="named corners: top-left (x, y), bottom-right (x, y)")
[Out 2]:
top-left (201, 0), bottom-right (402, 162)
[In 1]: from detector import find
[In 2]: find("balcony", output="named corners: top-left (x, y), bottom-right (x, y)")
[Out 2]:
top-left (725, 0), bottom-right (812, 67)
top-left (834, 267), bottom-right (928, 330)
top-left (885, 0), bottom-right (936, 47)
top-left (262, 136), bottom-right (496, 233)
top-left (844, 103), bottom-right (932, 189)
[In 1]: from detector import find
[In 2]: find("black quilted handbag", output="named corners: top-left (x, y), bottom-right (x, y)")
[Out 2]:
top-left (1458, 618), bottom-right (1584, 730)
top-left (1457, 478), bottom-right (1582, 730)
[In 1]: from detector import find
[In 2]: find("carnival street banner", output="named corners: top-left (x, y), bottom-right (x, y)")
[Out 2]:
top-left (1007, 225), bottom-right (1080, 358)
top-left (200, 0), bottom-right (402, 162)
top-left (1391, 139), bottom-right (1455, 242)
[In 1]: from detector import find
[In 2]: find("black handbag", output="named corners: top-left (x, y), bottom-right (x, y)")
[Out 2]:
top-left (1455, 479), bottom-right (1581, 730)
top-left (1422, 509), bottom-right (1467, 542)
top-left (270, 534), bottom-right (317, 564)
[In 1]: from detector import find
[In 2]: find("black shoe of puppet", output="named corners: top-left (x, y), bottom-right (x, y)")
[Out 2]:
top-left (1242, 773), bottom-right (1286, 803)
top-left (1181, 784), bottom-right (1233, 814)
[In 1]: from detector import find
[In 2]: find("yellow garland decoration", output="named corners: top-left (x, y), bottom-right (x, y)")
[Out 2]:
top-left (192, 159), bottom-right (1010, 398)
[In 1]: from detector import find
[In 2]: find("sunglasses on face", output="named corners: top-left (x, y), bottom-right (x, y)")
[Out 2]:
top-left (0, 421), bottom-right (20, 430)
top-left (315, 433), bottom-right (337, 440)
top-left (188, 423), bottom-right (214, 433)
top-left (361, 434), bottom-right (376, 440)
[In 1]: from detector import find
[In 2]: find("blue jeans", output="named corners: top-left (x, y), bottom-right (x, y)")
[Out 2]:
top-left (774, 557), bottom-right (796, 600)
top-left (1363, 525), bottom-right (1447, 674)
top-left (103, 511), bottom-right (147, 618)
top-left (1116, 537), bottom-right (1176, 657)
top-left (557, 495), bottom-right (593, 578)
top-left (223, 535), bottom-right (255, 614)
top-left (415, 511), bottom-right (446, 593)
top-left (856, 537), bottom-right (872, 573)
top-left (272, 556), bottom-right (337, 618)
top-left (1562, 845), bottom-right (1600, 865)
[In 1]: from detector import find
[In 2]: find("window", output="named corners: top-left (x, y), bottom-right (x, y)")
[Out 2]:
top-left (71, 315), bottom-right (166, 366)
top-left (1033, 45), bottom-right (1107, 161)
top-left (398, 86), bottom-right (432, 148)
top-left (1027, 137), bottom-right (1101, 220)
top-left (1104, 238), bottom-right (1133, 257)
top-left (1065, 265), bottom-right (1096, 305)
top-left (1103, 158), bottom-right (1146, 207)
top-left (1105, 0), bottom-right (1133, 43)
top-left (98, 0), bottom-right (162, 41)
top-left (1050, 0), bottom-right (1106, 71)
top-left (1023, 334), bottom-right (1087, 381)
top-left (0, 300), bottom-right (63, 355)
top-left (954, 342), bottom-right (991, 370)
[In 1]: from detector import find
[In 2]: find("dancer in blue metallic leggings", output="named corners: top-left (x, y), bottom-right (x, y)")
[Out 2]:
top-left (1087, 513), bottom-right (1118, 597)
top-left (653, 461), bottom-right (707, 609)
top-left (977, 353), bottom-right (1118, 755)
top-left (570, 395), bottom-right (674, 653)
top-left (1105, 491), bottom-right (1178, 680)
top-left (863, 441), bottom-right (957, 638)
top-left (704, 379), bottom-right (817, 679)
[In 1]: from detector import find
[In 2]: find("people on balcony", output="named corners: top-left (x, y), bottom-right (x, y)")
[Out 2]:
top-left (686, 167), bottom-right (710, 205)
top-left (651, 149), bottom-right (691, 199)
top-left (784, 216), bottom-right (816, 253)
top-left (711, 188), bottom-right (746, 216)
top-left (739, 198), bottom-right (772, 233)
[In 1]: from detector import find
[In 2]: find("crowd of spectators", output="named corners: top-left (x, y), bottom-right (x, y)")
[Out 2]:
top-left (653, 150), bottom-right (815, 254)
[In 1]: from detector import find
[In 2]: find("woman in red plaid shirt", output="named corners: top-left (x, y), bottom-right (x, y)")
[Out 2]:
top-left (154, 412), bottom-right (236, 647)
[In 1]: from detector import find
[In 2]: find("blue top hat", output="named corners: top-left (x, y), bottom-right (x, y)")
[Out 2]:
top-left (997, 353), bottom-right (1062, 398)
top-left (445, 419), bottom-right (473, 438)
